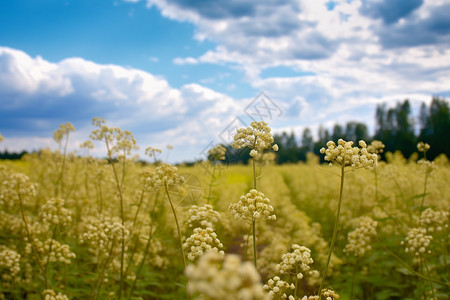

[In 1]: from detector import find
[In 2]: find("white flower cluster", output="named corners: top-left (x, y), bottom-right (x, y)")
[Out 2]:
top-left (183, 227), bottom-right (225, 261)
top-left (320, 289), bottom-right (340, 300)
top-left (319, 139), bottom-right (378, 169)
top-left (0, 248), bottom-right (21, 282)
top-left (232, 121), bottom-right (279, 158)
top-left (344, 217), bottom-right (378, 257)
top-left (417, 159), bottom-right (436, 175)
top-left (146, 163), bottom-right (185, 190)
top-left (275, 244), bottom-right (318, 280)
top-left (40, 198), bottom-right (72, 227)
top-left (417, 142), bottom-right (431, 153)
top-left (145, 146), bottom-right (162, 158)
top-left (186, 204), bottom-right (221, 229)
top-left (53, 122), bottom-right (75, 144)
top-left (229, 189), bottom-right (276, 222)
top-left (0, 173), bottom-right (37, 208)
top-left (263, 276), bottom-right (295, 300)
top-left (401, 227), bottom-right (432, 256)
top-left (42, 289), bottom-right (69, 300)
top-left (209, 145), bottom-right (227, 161)
top-left (367, 140), bottom-right (385, 155)
top-left (0, 133), bottom-right (3, 142)
top-left (26, 239), bottom-right (76, 265)
top-left (81, 216), bottom-right (130, 259)
top-left (420, 208), bottom-right (449, 233)
top-left (186, 251), bottom-right (269, 300)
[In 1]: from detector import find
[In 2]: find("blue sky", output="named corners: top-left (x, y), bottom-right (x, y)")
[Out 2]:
top-left (1, 0), bottom-right (449, 162)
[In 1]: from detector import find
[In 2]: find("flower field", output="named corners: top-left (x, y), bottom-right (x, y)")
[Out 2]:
top-left (0, 121), bottom-right (449, 300)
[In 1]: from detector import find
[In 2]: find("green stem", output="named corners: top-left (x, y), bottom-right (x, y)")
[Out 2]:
top-left (423, 255), bottom-right (436, 300)
top-left (18, 190), bottom-right (47, 288)
top-left (350, 259), bottom-right (358, 300)
top-left (252, 218), bottom-right (257, 269)
top-left (165, 184), bottom-right (187, 272)
top-left (378, 237), bottom-right (449, 287)
top-left (252, 155), bottom-right (257, 190)
top-left (419, 172), bottom-right (428, 213)
top-left (105, 137), bottom-right (126, 300)
top-left (319, 165), bottom-right (345, 297)
top-left (206, 163), bottom-right (216, 203)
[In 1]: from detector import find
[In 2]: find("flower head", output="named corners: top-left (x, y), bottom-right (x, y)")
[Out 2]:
top-left (146, 163), bottom-right (185, 190)
top-left (209, 145), bottom-right (227, 161)
top-left (320, 139), bottom-right (377, 169)
top-left (232, 121), bottom-right (278, 152)
top-left (229, 189), bottom-right (276, 222)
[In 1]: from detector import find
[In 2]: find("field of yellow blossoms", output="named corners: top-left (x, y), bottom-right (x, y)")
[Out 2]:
top-left (0, 120), bottom-right (448, 299)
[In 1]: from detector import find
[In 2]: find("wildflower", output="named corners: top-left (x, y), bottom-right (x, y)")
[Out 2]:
top-left (209, 145), bottom-right (227, 161)
top-left (40, 198), bottom-right (72, 227)
top-left (0, 248), bottom-right (21, 282)
top-left (26, 239), bottom-right (76, 265)
top-left (275, 244), bottom-right (316, 280)
top-left (145, 146), bottom-right (162, 158)
top-left (419, 208), bottom-right (449, 233)
top-left (186, 251), bottom-right (269, 299)
top-left (320, 289), bottom-right (340, 300)
top-left (183, 227), bottom-right (225, 261)
top-left (0, 173), bottom-right (37, 209)
top-left (344, 217), bottom-right (378, 257)
top-left (232, 121), bottom-right (278, 152)
top-left (417, 142), bottom-right (430, 153)
top-left (402, 227), bottom-right (432, 256)
top-left (263, 276), bottom-right (295, 299)
top-left (146, 163), bottom-right (185, 190)
top-left (186, 204), bottom-right (221, 229)
top-left (53, 122), bottom-right (75, 145)
top-left (229, 189), bottom-right (276, 222)
top-left (0, 133), bottom-right (4, 142)
top-left (42, 289), bottom-right (69, 300)
top-left (367, 140), bottom-right (385, 155)
top-left (319, 139), bottom-right (377, 169)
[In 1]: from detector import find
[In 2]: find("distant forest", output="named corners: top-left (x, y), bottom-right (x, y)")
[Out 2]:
top-left (1, 97), bottom-right (449, 164)
top-left (224, 97), bottom-right (450, 164)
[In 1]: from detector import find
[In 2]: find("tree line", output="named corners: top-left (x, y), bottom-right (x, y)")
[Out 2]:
top-left (224, 97), bottom-right (450, 164)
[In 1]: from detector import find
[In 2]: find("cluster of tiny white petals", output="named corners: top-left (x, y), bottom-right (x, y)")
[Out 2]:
top-left (146, 163), bottom-right (185, 190)
top-left (53, 122), bottom-right (75, 144)
top-left (367, 140), bottom-right (385, 155)
top-left (401, 227), bottom-right (432, 256)
top-left (186, 251), bottom-right (269, 299)
top-left (419, 208), bottom-right (449, 233)
top-left (320, 289), bottom-right (340, 300)
top-left (183, 227), bottom-right (225, 261)
top-left (0, 173), bottom-right (37, 208)
top-left (319, 139), bottom-right (377, 169)
top-left (26, 239), bottom-right (76, 265)
top-left (145, 146), bottom-right (162, 158)
top-left (417, 159), bottom-right (436, 175)
top-left (186, 204), bottom-right (221, 229)
top-left (80, 216), bottom-right (130, 259)
top-left (90, 117), bottom-right (138, 155)
top-left (40, 198), bottom-right (72, 227)
top-left (209, 145), bottom-right (227, 161)
top-left (229, 189), bottom-right (276, 222)
top-left (232, 121), bottom-right (278, 153)
top-left (275, 244), bottom-right (316, 280)
top-left (0, 248), bottom-right (21, 282)
top-left (344, 217), bottom-right (378, 257)
top-left (417, 142), bottom-right (431, 153)
top-left (42, 289), bottom-right (69, 300)
top-left (263, 276), bottom-right (295, 299)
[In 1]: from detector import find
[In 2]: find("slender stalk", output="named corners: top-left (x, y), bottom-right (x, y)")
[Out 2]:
top-left (378, 237), bottom-right (449, 286)
top-left (128, 192), bottom-right (160, 299)
top-left (252, 218), bottom-right (257, 269)
top-left (319, 165), bottom-right (345, 297)
top-left (350, 259), bottom-right (358, 299)
top-left (423, 255), bottom-right (436, 300)
top-left (104, 137), bottom-right (126, 300)
top-left (18, 191), bottom-right (47, 288)
top-left (165, 183), bottom-right (187, 271)
top-left (206, 163), bottom-right (216, 203)
top-left (419, 171), bottom-right (429, 213)
top-left (94, 238), bottom-right (116, 300)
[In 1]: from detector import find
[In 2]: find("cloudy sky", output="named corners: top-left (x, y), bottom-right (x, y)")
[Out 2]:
top-left (1, 0), bottom-right (449, 162)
